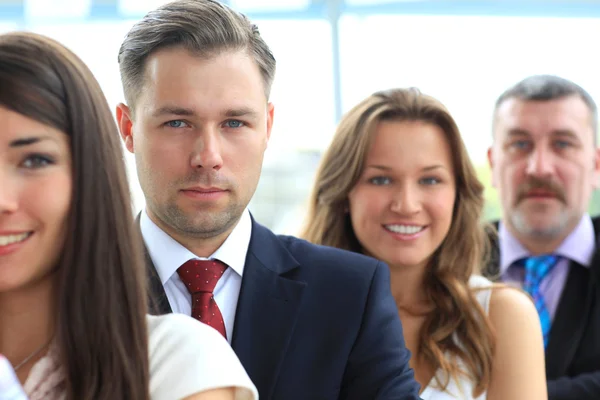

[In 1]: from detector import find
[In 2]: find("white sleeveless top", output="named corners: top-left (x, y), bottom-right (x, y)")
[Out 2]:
top-left (420, 275), bottom-right (493, 400)
top-left (148, 314), bottom-right (258, 400)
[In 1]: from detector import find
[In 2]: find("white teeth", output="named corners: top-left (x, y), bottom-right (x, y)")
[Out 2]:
top-left (385, 225), bottom-right (424, 235)
top-left (0, 233), bottom-right (30, 246)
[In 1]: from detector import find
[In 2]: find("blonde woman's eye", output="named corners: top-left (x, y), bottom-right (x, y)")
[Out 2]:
top-left (369, 177), bottom-right (391, 185)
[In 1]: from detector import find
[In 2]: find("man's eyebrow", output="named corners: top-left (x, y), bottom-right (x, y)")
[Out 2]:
top-left (150, 106), bottom-right (260, 119)
top-left (151, 106), bottom-right (196, 118)
top-left (506, 128), bottom-right (531, 138)
top-left (223, 107), bottom-right (259, 119)
top-left (552, 129), bottom-right (579, 141)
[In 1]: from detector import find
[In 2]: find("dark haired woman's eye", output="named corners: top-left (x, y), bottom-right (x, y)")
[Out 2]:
top-left (21, 154), bottom-right (54, 169)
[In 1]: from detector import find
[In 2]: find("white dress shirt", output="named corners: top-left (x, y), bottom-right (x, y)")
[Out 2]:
top-left (140, 208), bottom-right (252, 344)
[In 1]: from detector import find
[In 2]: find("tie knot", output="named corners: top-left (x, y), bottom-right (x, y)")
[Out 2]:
top-left (520, 254), bottom-right (558, 270)
top-left (518, 254), bottom-right (559, 288)
top-left (177, 259), bottom-right (227, 295)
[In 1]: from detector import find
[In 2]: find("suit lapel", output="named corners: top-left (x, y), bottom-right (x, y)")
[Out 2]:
top-left (546, 220), bottom-right (600, 377)
top-left (545, 261), bottom-right (592, 377)
top-left (144, 243), bottom-right (173, 315)
top-left (231, 221), bottom-right (305, 399)
top-left (135, 213), bottom-right (172, 315)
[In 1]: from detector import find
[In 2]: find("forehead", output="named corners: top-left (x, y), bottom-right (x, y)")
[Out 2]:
top-left (137, 47), bottom-right (266, 115)
top-left (0, 106), bottom-right (63, 144)
top-left (367, 120), bottom-right (452, 167)
top-left (494, 96), bottom-right (594, 142)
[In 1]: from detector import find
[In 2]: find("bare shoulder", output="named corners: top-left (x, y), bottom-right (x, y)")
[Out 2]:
top-left (488, 285), bottom-right (539, 330)
top-left (486, 286), bottom-right (547, 399)
top-left (489, 286), bottom-right (544, 370)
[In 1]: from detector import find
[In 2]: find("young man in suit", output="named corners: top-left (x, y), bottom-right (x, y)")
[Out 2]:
top-left (487, 74), bottom-right (600, 400)
top-left (115, 1), bottom-right (420, 399)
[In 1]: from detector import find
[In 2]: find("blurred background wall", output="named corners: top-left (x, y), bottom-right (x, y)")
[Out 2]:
top-left (2, 0), bottom-right (600, 234)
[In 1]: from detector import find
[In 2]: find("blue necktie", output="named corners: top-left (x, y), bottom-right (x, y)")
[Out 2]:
top-left (518, 255), bottom-right (559, 348)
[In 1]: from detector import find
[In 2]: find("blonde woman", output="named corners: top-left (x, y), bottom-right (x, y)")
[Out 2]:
top-left (301, 88), bottom-right (547, 399)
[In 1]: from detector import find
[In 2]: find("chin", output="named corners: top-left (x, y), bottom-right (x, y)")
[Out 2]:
top-left (386, 255), bottom-right (429, 270)
top-left (0, 277), bottom-right (30, 293)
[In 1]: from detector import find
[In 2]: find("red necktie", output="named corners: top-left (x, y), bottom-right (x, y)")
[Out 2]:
top-left (177, 259), bottom-right (228, 338)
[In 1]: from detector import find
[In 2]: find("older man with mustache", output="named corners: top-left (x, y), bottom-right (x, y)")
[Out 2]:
top-left (486, 74), bottom-right (600, 400)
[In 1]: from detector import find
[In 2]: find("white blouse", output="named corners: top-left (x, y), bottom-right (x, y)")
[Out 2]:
top-left (147, 313), bottom-right (257, 400)
top-left (23, 314), bottom-right (258, 400)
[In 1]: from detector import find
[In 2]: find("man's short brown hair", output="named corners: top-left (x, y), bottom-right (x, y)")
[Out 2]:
top-left (118, 0), bottom-right (276, 111)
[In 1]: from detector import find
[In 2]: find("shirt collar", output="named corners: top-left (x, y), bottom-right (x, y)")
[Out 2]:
top-left (140, 208), bottom-right (252, 285)
top-left (499, 214), bottom-right (595, 273)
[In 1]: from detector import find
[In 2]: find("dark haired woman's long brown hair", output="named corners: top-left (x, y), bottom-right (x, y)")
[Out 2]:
top-left (301, 88), bottom-right (495, 396)
top-left (0, 32), bottom-right (149, 399)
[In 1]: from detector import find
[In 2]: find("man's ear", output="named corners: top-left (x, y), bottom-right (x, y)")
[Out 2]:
top-left (487, 147), bottom-right (497, 188)
top-left (116, 103), bottom-right (134, 153)
top-left (265, 102), bottom-right (274, 146)
top-left (593, 146), bottom-right (600, 189)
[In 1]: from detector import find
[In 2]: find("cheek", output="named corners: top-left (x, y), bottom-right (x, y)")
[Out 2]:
top-left (348, 204), bottom-right (377, 253)
top-left (562, 163), bottom-right (590, 198)
top-left (429, 191), bottom-right (455, 231)
top-left (138, 123), bottom-right (187, 157)
top-left (228, 146), bottom-right (260, 173)
top-left (226, 134), bottom-right (266, 164)
top-left (32, 174), bottom-right (72, 231)
top-left (566, 160), bottom-right (590, 179)
top-left (146, 136), bottom-right (184, 163)
top-left (348, 189), bottom-right (385, 228)
top-left (20, 172), bottom-right (71, 275)
top-left (499, 163), bottom-right (525, 194)
top-left (142, 139), bottom-right (192, 184)
top-left (502, 163), bottom-right (518, 182)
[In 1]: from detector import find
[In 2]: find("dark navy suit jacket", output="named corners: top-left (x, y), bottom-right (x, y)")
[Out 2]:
top-left (143, 217), bottom-right (421, 400)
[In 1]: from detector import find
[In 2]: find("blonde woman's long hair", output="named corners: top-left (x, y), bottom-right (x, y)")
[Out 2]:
top-left (301, 88), bottom-right (495, 396)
